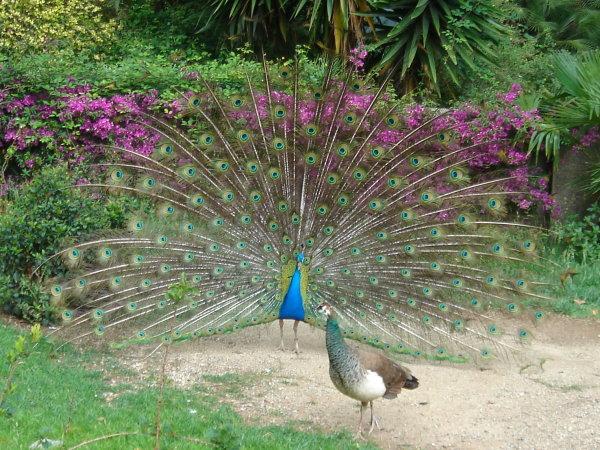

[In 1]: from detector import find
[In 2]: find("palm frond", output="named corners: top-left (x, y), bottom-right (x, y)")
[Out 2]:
top-left (370, 0), bottom-right (507, 94)
top-left (528, 50), bottom-right (600, 167)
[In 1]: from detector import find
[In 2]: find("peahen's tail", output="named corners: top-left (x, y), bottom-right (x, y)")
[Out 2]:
top-left (40, 56), bottom-right (559, 362)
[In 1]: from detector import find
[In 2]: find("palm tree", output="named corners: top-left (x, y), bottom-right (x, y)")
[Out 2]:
top-left (529, 50), bottom-right (600, 164)
top-left (200, 0), bottom-right (508, 94)
top-left (513, 0), bottom-right (600, 50)
top-left (367, 0), bottom-right (507, 94)
top-left (292, 0), bottom-right (375, 54)
top-left (525, 50), bottom-right (600, 211)
top-left (203, 0), bottom-right (376, 55)
top-left (203, 0), bottom-right (295, 53)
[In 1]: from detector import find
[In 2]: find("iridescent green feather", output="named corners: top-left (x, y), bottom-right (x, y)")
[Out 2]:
top-left (39, 57), bottom-right (559, 363)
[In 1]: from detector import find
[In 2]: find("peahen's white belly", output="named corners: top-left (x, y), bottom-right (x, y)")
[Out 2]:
top-left (346, 370), bottom-right (387, 402)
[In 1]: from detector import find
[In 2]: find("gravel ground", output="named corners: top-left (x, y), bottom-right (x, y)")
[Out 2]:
top-left (122, 315), bottom-right (600, 450)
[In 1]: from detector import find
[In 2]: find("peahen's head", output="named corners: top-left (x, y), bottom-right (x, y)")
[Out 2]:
top-left (316, 302), bottom-right (335, 318)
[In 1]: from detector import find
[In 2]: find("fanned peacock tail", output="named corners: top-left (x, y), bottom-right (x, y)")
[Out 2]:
top-left (41, 57), bottom-right (558, 362)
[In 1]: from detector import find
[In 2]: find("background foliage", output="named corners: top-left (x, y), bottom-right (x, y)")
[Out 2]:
top-left (370, 0), bottom-right (507, 95)
top-left (0, 0), bottom-right (599, 324)
top-left (0, 0), bottom-right (118, 54)
top-left (552, 203), bottom-right (600, 263)
top-left (509, 0), bottom-right (600, 51)
top-left (0, 166), bottom-right (139, 322)
top-left (526, 50), bottom-right (600, 167)
top-left (0, 4), bottom-right (597, 450)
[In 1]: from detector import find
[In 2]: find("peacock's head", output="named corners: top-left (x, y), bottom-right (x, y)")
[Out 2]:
top-left (316, 302), bottom-right (334, 318)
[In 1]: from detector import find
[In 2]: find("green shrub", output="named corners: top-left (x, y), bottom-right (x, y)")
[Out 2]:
top-left (0, 0), bottom-right (268, 98)
top-left (454, 34), bottom-right (557, 105)
top-left (0, 275), bottom-right (51, 325)
top-left (0, 0), bottom-right (117, 55)
top-left (0, 166), bottom-right (139, 323)
top-left (551, 203), bottom-right (600, 263)
top-left (113, 0), bottom-right (219, 58)
top-left (0, 47), bottom-right (269, 99)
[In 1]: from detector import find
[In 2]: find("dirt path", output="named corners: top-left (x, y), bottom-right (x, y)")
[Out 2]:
top-left (123, 315), bottom-right (600, 449)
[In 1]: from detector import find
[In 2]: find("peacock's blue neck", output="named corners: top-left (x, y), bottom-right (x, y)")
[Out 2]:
top-left (278, 268), bottom-right (305, 321)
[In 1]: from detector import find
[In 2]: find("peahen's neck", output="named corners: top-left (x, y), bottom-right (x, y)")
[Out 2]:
top-left (325, 316), bottom-right (352, 367)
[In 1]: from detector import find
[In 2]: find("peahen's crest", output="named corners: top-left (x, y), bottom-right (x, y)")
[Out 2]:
top-left (41, 57), bottom-right (556, 362)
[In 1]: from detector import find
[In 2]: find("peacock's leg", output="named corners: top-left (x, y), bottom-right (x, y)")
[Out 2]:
top-left (368, 401), bottom-right (381, 434)
top-left (357, 401), bottom-right (367, 437)
top-left (293, 320), bottom-right (300, 354)
top-left (279, 319), bottom-right (285, 351)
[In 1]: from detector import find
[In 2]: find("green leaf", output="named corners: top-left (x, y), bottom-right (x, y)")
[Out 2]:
top-left (378, 34), bottom-right (409, 67)
top-left (401, 30), bottom-right (421, 77)
top-left (430, 5), bottom-right (441, 35)
top-left (422, 14), bottom-right (430, 46)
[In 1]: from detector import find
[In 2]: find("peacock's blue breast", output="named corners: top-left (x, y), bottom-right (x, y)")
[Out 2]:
top-left (279, 268), bottom-right (305, 320)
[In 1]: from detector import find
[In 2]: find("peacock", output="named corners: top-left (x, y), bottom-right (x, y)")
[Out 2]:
top-left (317, 302), bottom-right (419, 436)
top-left (40, 56), bottom-right (555, 366)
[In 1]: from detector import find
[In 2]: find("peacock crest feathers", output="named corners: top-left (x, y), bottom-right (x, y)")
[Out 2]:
top-left (41, 56), bottom-right (558, 362)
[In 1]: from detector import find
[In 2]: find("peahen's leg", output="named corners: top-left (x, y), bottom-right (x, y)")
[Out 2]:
top-left (368, 401), bottom-right (381, 434)
top-left (357, 401), bottom-right (367, 437)
top-left (279, 319), bottom-right (285, 351)
top-left (293, 320), bottom-right (300, 354)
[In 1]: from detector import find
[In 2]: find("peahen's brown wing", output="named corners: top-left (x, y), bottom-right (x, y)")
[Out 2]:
top-left (356, 348), bottom-right (419, 398)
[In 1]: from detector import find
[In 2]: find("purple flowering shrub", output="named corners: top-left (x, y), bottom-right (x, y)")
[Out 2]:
top-left (0, 78), bottom-right (560, 214)
top-left (0, 83), bottom-right (161, 185)
top-left (572, 126), bottom-right (600, 153)
top-left (165, 82), bottom-right (557, 215)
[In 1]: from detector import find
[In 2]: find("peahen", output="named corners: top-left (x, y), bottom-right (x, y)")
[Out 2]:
top-left (317, 302), bottom-right (418, 436)
top-left (41, 57), bottom-right (554, 365)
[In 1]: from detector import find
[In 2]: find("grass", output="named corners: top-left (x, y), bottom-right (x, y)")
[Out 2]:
top-left (516, 249), bottom-right (600, 318)
top-left (0, 325), bottom-right (376, 450)
top-left (486, 256), bottom-right (600, 317)
top-left (202, 372), bottom-right (268, 395)
top-left (536, 230), bottom-right (600, 317)
top-left (543, 260), bottom-right (600, 317)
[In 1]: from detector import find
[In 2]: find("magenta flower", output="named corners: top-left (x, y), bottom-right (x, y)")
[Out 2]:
top-left (184, 71), bottom-right (199, 80)
top-left (349, 44), bottom-right (368, 70)
top-left (498, 83), bottom-right (523, 103)
top-left (0, 79), bottom-right (565, 215)
top-left (518, 199), bottom-right (532, 209)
